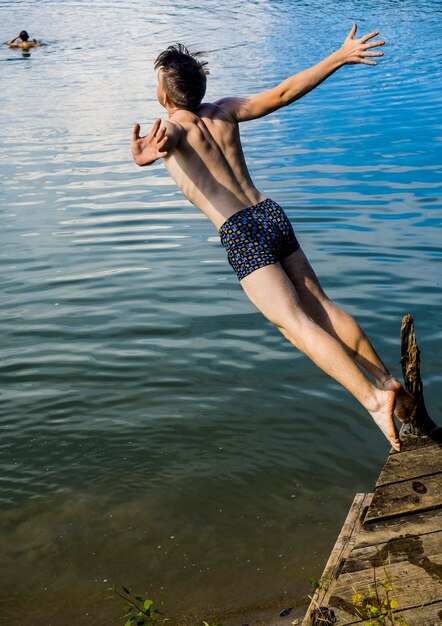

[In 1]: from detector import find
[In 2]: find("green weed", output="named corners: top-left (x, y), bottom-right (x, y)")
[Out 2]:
top-left (108, 586), bottom-right (223, 626)
top-left (350, 568), bottom-right (408, 626)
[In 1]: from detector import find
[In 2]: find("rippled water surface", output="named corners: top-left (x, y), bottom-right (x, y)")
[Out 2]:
top-left (1, 1), bottom-right (441, 623)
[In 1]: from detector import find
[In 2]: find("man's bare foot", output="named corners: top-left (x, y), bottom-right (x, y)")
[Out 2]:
top-left (369, 389), bottom-right (401, 452)
top-left (380, 376), bottom-right (417, 424)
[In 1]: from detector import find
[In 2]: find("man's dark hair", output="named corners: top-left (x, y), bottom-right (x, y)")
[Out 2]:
top-left (154, 43), bottom-right (209, 111)
top-left (20, 30), bottom-right (29, 41)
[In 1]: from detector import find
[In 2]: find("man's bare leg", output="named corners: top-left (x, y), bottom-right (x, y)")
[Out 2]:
top-left (281, 248), bottom-right (416, 423)
top-left (240, 262), bottom-right (402, 451)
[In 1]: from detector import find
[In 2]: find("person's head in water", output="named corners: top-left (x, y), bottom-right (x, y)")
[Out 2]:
top-left (154, 44), bottom-right (209, 112)
top-left (19, 30), bottom-right (29, 41)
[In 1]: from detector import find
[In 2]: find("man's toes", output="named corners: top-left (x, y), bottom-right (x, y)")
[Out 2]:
top-left (388, 420), bottom-right (400, 449)
top-left (390, 436), bottom-right (401, 452)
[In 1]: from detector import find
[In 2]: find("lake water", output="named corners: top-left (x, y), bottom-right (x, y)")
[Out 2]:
top-left (0, 1), bottom-right (441, 624)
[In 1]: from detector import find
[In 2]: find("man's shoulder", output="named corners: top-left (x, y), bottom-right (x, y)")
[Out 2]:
top-left (14, 41), bottom-right (38, 48)
top-left (169, 104), bottom-right (225, 124)
top-left (168, 103), bottom-right (236, 133)
top-left (197, 101), bottom-right (237, 124)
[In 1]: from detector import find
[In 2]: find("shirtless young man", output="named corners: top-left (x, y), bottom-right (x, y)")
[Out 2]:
top-left (131, 24), bottom-right (415, 451)
top-left (7, 31), bottom-right (40, 50)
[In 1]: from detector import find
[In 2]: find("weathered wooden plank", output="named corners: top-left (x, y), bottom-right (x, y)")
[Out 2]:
top-left (301, 493), bottom-right (372, 626)
top-left (325, 599), bottom-right (442, 625)
top-left (356, 508), bottom-right (442, 548)
top-left (365, 473), bottom-right (442, 523)
top-left (392, 600), bottom-right (442, 626)
top-left (376, 443), bottom-right (442, 487)
top-left (341, 530), bottom-right (442, 574)
top-left (328, 556), bottom-right (442, 623)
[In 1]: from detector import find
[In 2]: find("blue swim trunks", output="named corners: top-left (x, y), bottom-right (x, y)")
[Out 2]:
top-left (219, 198), bottom-right (300, 281)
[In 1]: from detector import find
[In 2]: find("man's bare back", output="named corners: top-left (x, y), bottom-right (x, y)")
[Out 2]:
top-left (159, 104), bottom-right (265, 229)
top-left (131, 28), bottom-right (416, 450)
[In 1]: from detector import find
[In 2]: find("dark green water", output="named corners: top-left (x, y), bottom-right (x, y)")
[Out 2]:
top-left (0, 1), bottom-right (441, 623)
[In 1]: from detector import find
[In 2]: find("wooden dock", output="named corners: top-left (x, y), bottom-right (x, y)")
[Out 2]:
top-left (302, 317), bottom-right (442, 626)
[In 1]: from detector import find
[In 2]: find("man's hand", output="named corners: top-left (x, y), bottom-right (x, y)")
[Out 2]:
top-left (131, 119), bottom-right (168, 166)
top-left (339, 24), bottom-right (385, 66)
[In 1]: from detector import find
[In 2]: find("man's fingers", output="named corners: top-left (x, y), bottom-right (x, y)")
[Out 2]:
top-left (363, 51), bottom-right (384, 58)
top-left (158, 150), bottom-right (168, 158)
top-left (347, 23), bottom-right (357, 39)
top-left (132, 123), bottom-right (141, 142)
top-left (158, 136), bottom-right (168, 149)
top-left (359, 59), bottom-right (378, 66)
top-left (364, 40), bottom-right (385, 50)
top-left (360, 30), bottom-right (380, 43)
top-left (150, 118), bottom-right (162, 137)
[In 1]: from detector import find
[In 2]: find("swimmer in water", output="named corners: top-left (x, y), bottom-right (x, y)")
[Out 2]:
top-left (7, 31), bottom-right (41, 50)
top-left (131, 25), bottom-right (416, 451)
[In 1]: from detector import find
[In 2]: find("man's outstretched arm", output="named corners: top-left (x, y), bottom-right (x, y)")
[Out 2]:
top-left (7, 34), bottom-right (21, 46)
top-left (216, 24), bottom-right (384, 123)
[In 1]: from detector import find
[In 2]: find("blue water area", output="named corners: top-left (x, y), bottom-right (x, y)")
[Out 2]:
top-left (0, 1), bottom-right (441, 624)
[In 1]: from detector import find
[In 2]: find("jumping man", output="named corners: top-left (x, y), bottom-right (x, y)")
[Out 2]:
top-left (131, 24), bottom-right (416, 451)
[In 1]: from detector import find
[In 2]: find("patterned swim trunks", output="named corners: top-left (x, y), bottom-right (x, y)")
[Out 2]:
top-left (219, 198), bottom-right (300, 281)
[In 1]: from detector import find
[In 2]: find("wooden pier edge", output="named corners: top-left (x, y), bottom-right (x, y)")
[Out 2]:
top-left (301, 493), bottom-right (374, 626)
top-left (301, 316), bottom-right (441, 625)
